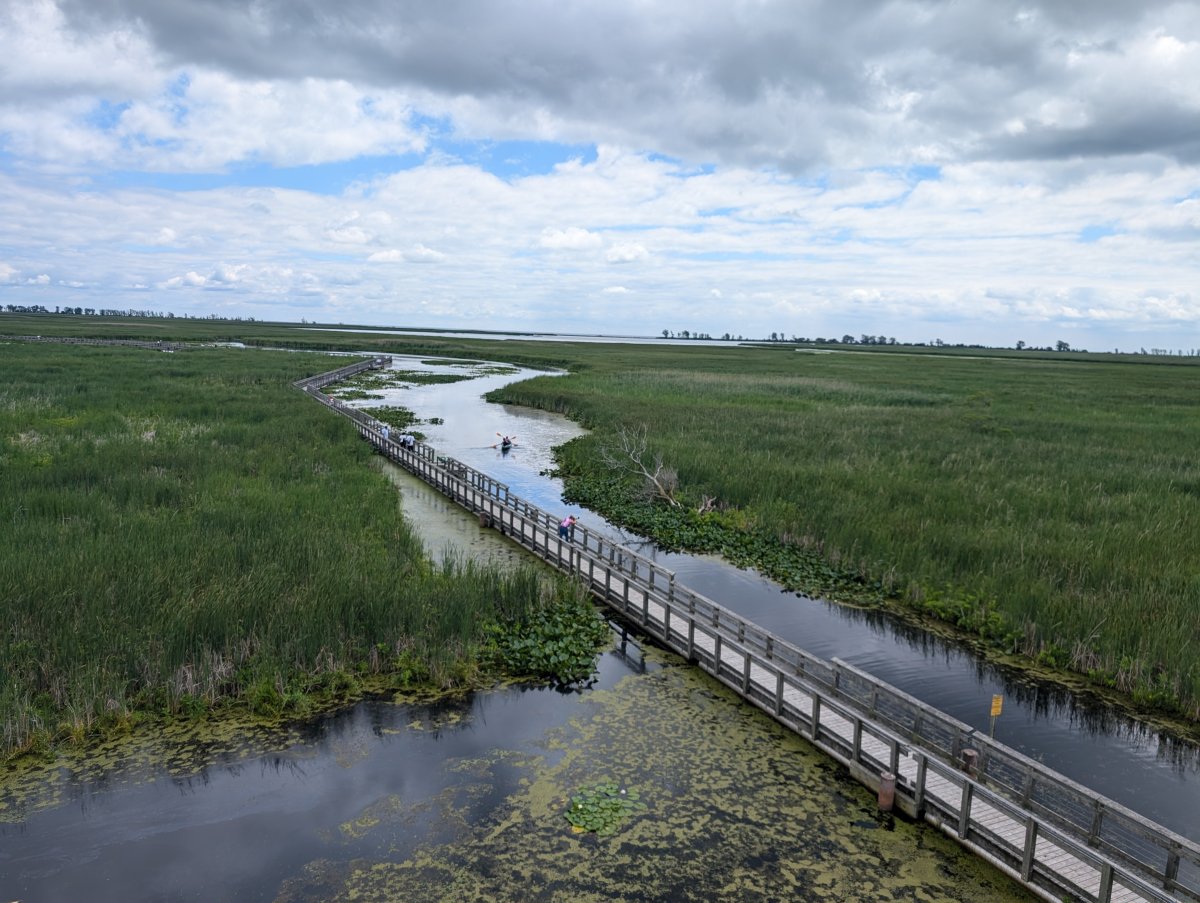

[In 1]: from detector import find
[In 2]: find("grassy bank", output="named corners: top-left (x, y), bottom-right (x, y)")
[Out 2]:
top-left (0, 341), bottom-right (604, 760)
top-left (486, 347), bottom-right (1200, 720)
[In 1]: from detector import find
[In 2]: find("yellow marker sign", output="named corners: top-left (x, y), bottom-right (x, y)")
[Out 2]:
top-left (990, 695), bottom-right (1003, 717)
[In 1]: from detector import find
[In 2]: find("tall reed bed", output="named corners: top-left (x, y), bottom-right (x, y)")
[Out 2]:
top-left (6, 318), bottom-right (1197, 717)
top-left (0, 343), bottom-right (573, 759)
top-left (492, 350), bottom-right (1200, 717)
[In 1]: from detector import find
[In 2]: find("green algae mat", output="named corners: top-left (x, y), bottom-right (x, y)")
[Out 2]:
top-left (281, 653), bottom-right (1035, 902)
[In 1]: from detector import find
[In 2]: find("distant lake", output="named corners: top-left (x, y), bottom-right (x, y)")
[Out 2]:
top-left (305, 326), bottom-right (745, 347)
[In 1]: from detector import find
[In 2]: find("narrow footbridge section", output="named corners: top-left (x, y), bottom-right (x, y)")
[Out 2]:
top-left (300, 358), bottom-right (1200, 903)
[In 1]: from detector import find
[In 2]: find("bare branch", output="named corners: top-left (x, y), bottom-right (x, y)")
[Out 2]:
top-left (599, 424), bottom-right (680, 507)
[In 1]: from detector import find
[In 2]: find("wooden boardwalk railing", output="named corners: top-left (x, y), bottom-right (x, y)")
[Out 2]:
top-left (301, 357), bottom-right (1199, 903)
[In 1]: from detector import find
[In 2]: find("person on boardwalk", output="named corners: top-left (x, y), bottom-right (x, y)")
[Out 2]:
top-left (558, 515), bottom-right (577, 541)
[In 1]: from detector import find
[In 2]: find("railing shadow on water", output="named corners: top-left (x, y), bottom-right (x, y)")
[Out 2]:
top-left (300, 357), bottom-right (1198, 903)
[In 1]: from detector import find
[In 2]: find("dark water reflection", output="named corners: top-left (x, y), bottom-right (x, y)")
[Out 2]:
top-left (0, 654), bottom-right (624, 901)
top-left (365, 354), bottom-right (1200, 839)
top-left (1, 644), bottom-right (1035, 902)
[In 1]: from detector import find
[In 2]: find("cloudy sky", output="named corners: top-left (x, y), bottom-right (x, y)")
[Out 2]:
top-left (1, 0), bottom-right (1198, 349)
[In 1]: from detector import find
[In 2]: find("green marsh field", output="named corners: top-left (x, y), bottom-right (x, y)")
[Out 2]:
top-left (487, 344), bottom-right (1200, 721)
top-left (4, 314), bottom-right (1199, 728)
top-left (0, 337), bottom-right (603, 759)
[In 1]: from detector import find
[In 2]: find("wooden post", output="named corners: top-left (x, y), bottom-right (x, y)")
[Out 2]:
top-left (1088, 799), bottom-right (1104, 846)
top-left (961, 748), bottom-right (978, 777)
top-left (878, 772), bottom-right (896, 812)
top-left (958, 782), bottom-right (974, 839)
top-left (1098, 862), bottom-right (1114, 903)
top-left (913, 754), bottom-right (927, 816)
top-left (1165, 849), bottom-right (1181, 893)
top-left (1020, 818), bottom-right (1038, 880)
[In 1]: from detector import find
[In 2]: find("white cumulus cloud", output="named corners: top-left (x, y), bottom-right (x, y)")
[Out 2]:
top-left (539, 227), bottom-right (602, 250)
top-left (606, 242), bottom-right (648, 264)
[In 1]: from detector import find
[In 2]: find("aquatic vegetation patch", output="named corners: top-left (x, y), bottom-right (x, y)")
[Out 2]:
top-left (320, 649), bottom-right (1034, 902)
top-left (338, 793), bottom-right (404, 839)
top-left (551, 450), bottom-right (872, 604)
top-left (0, 706), bottom-right (317, 822)
top-left (475, 365), bottom-right (520, 376)
top-left (324, 368), bottom-right (476, 401)
top-left (389, 369), bottom-right (476, 385)
top-left (486, 586), bottom-right (612, 687)
top-left (361, 404), bottom-right (419, 430)
top-left (420, 358), bottom-right (519, 377)
top-left (564, 781), bottom-right (645, 835)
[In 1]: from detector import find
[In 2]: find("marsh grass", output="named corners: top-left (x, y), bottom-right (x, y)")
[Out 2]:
top-left (6, 316), bottom-right (1198, 718)
top-left (491, 352), bottom-right (1200, 718)
top-left (0, 343), bottom-right (594, 759)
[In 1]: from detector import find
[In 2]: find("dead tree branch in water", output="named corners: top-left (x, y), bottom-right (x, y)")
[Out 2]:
top-left (599, 424), bottom-right (680, 507)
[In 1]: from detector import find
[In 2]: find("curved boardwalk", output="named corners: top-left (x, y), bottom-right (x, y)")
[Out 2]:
top-left (300, 357), bottom-right (1199, 903)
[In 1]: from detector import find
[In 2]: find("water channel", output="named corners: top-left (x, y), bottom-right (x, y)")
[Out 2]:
top-left (369, 353), bottom-right (1200, 842)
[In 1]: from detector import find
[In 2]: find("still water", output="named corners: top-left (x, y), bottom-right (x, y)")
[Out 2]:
top-left (367, 354), bottom-right (1200, 840)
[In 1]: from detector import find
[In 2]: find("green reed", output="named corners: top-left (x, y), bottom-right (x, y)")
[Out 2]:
top-left (5, 316), bottom-right (1198, 719)
top-left (489, 349), bottom-right (1200, 719)
top-left (0, 341), bottom-right (592, 759)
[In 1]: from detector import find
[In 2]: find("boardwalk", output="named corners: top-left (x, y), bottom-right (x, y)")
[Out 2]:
top-left (298, 357), bottom-right (1199, 903)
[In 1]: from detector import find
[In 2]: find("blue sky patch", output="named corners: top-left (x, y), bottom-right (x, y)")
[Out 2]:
top-left (907, 164), bottom-right (942, 182)
top-left (89, 153), bottom-right (426, 194)
top-left (1079, 224), bottom-right (1119, 243)
top-left (86, 100), bottom-right (131, 131)
top-left (433, 137), bottom-right (597, 180)
top-left (669, 250), bottom-right (791, 262)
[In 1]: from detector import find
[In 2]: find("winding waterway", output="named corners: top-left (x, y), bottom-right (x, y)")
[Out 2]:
top-left (371, 353), bottom-right (1200, 841)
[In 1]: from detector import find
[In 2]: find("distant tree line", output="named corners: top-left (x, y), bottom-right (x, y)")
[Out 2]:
top-left (2, 305), bottom-right (256, 321)
top-left (661, 327), bottom-right (1107, 353)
